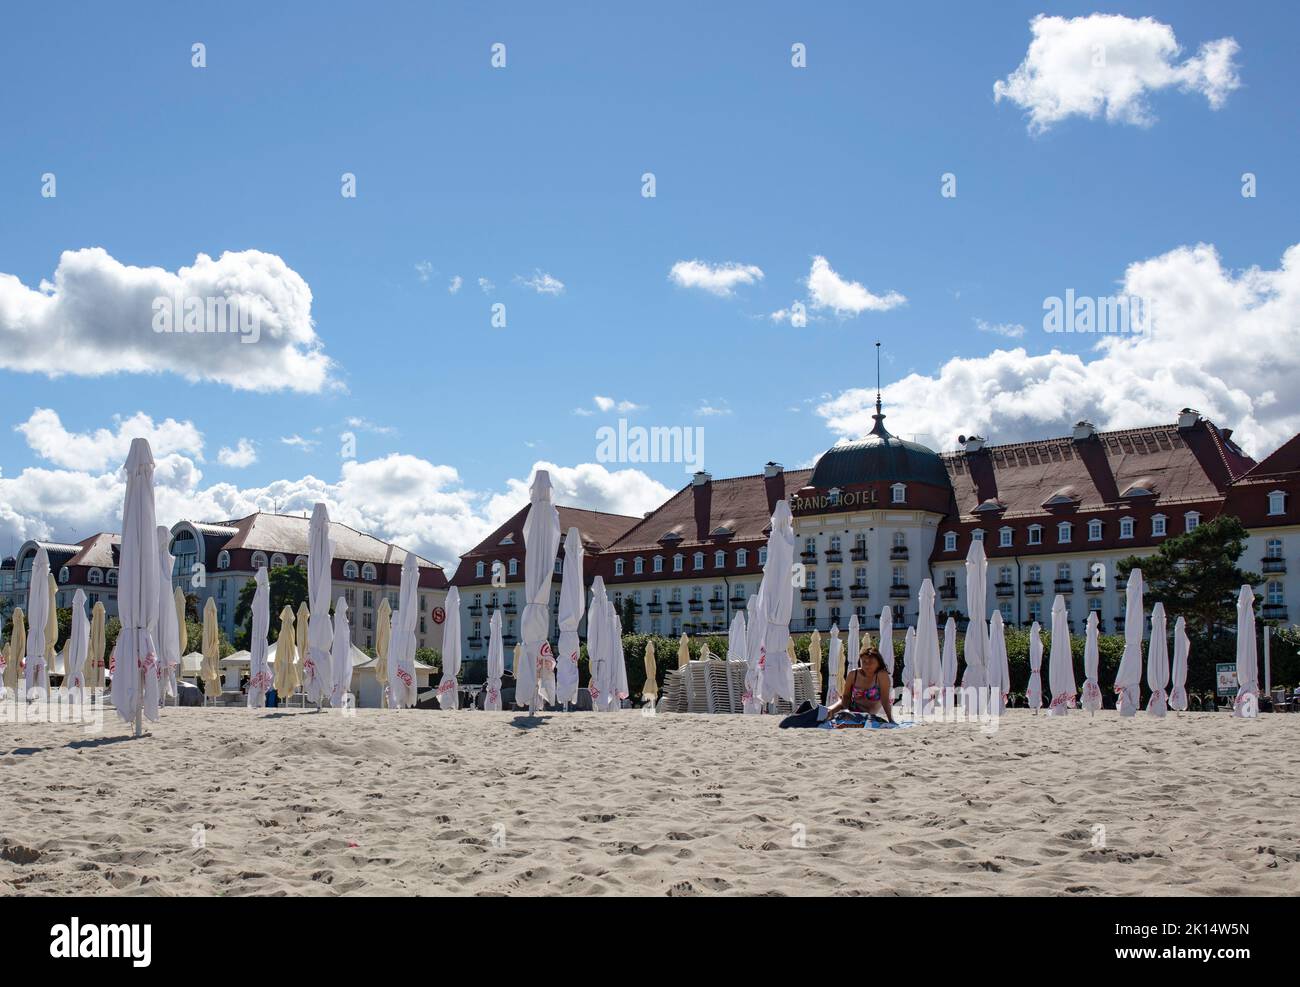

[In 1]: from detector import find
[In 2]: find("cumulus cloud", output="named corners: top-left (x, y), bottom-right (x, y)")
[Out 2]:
top-left (448, 275), bottom-right (463, 294)
top-left (669, 259), bottom-right (764, 297)
top-left (0, 247), bottom-right (334, 392)
top-left (806, 256), bottom-right (906, 316)
top-left (280, 434), bottom-right (318, 452)
top-left (994, 14), bottom-right (1241, 133)
top-left (515, 270), bottom-right (565, 295)
top-left (975, 318), bottom-right (1026, 338)
top-left (478, 277), bottom-right (495, 295)
top-left (414, 260), bottom-right (434, 283)
top-left (217, 439), bottom-right (258, 469)
top-left (593, 395), bottom-right (643, 414)
top-left (15, 408), bottom-right (204, 472)
top-left (817, 242), bottom-right (1300, 457)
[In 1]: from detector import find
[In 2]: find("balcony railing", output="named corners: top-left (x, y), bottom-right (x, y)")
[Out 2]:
top-left (850, 547), bottom-right (868, 562)
top-left (890, 547), bottom-right (909, 560)
top-left (502, 635), bottom-right (517, 646)
top-left (688, 601), bottom-right (704, 612)
top-left (799, 588), bottom-right (819, 602)
top-left (468, 606), bottom-right (483, 616)
top-left (502, 602), bottom-right (517, 614)
top-left (824, 550), bottom-right (843, 563)
top-left (668, 601), bottom-right (682, 613)
top-left (647, 602), bottom-right (663, 613)
top-left (1262, 557), bottom-right (1287, 574)
top-left (850, 586), bottom-right (870, 599)
top-left (1084, 582), bottom-right (1104, 594)
top-left (730, 595), bottom-right (746, 605)
top-left (1022, 579), bottom-right (1042, 595)
top-left (709, 599), bottom-right (725, 611)
top-left (800, 550), bottom-right (817, 564)
top-left (889, 584), bottom-right (909, 599)
top-left (995, 582), bottom-right (1014, 598)
top-left (939, 585), bottom-right (957, 600)
top-left (1054, 579), bottom-right (1073, 593)
top-left (468, 636), bottom-right (483, 648)
top-left (1263, 603), bottom-right (1289, 621)
top-left (824, 587), bottom-right (843, 600)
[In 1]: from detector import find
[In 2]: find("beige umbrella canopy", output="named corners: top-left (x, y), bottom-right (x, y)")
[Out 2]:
top-left (274, 605), bottom-right (296, 697)
top-left (200, 597), bottom-right (222, 696)
top-left (809, 629), bottom-right (822, 695)
top-left (642, 639), bottom-right (658, 702)
top-left (291, 601), bottom-right (307, 695)
top-left (677, 633), bottom-right (690, 669)
top-left (374, 597), bottom-right (392, 689)
top-left (699, 643), bottom-right (712, 662)
top-left (175, 587), bottom-right (188, 657)
top-left (3, 608), bottom-right (24, 691)
top-left (88, 603), bottom-right (106, 690)
top-left (45, 574), bottom-right (59, 664)
top-left (786, 638), bottom-right (798, 664)
top-left (512, 642), bottom-right (523, 679)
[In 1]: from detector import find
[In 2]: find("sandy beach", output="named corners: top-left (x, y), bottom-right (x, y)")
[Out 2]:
top-left (2, 707), bottom-right (1298, 897)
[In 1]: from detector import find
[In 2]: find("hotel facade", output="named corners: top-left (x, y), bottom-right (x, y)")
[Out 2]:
top-left (450, 407), bottom-right (1299, 663)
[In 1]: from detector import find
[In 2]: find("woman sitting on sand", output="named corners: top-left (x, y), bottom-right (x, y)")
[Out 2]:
top-left (780, 646), bottom-right (894, 728)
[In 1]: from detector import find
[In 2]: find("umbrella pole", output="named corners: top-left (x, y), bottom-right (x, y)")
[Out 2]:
top-left (134, 667), bottom-right (144, 738)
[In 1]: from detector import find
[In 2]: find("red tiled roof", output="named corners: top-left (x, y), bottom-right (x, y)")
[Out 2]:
top-left (1241, 433), bottom-right (1300, 480)
top-left (65, 533), bottom-right (120, 569)
top-left (455, 505), bottom-right (640, 569)
top-left (198, 513), bottom-right (445, 574)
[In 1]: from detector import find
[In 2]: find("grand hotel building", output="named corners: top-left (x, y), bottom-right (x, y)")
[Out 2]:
top-left (450, 407), bottom-right (1299, 663)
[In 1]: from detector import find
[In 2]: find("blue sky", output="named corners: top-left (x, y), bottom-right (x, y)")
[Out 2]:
top-left (2, 2), bottom-right (1298, 566)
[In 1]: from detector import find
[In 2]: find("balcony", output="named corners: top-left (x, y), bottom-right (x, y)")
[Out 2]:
top-left (800, 550), bottom-right (817, 564)
top-left (647, 602), bottom-right (663, 614)
top-left (851, 585), bottom-right (870, 600)
top-left (1262, 557), bottom-right (1287, 574)
top-left (502, 602), bottom-right (518, 614)
top-left (1054, 579), bottom-right (1073, 593)
top-left (468, 605), bottom-right (482, 616)
top-left (890, 547), bottom-right (909, 560)
top-left (688, 601), bottom-right (704, 612)
top-left (730, 595), bottom-right (746, 605)
top-left (709, 599), bottom-right (725, 612)
top-left (889, 584), bottom-right (910, 599)
top-left (668, 601), bottom-right (682, 613)
top-left (824, 549), bottom-right (843, 563)
top-left (1263, 603), bottom-right (1289, 621)
top-left (824, 587), bottom-right (843, 601)
top-left (1022, 579), bottom-right (1043, 595)
top-left (1084, 582), bottom-right (1104, 594)
top-left (799, 588), bottom-right (819, 602)
top-left (629, 602), bottom-right (643, 613)
top-left (468, 636), bottom-right (483, 648)
top-left (850, 547), bottom-right (868, 562)
top-left (939, 585), bottom-right (957, 601)
top-left (502, 635), bottom-right (517, 646)
top-left (995, 581), bottom-right (1014, 598)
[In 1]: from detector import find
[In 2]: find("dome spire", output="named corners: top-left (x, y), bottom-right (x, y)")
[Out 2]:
top-left (871, 341), bottom-right (890, 437)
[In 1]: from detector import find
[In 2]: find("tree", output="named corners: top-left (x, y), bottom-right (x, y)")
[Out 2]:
top-left (232, 565), bottom-right (309, 649)
top-left (1116, 515), bottom-right (1261, 639)
top-left (620, 597), bottom-right (636, 635)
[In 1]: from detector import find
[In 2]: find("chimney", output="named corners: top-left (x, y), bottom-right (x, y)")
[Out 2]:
top-left (1220, 427), bottom-right (1234, 442)
top-left (692, 470), bottom-right (712, 486)
top-left (962, 434), bottom-right (986, 453)
top-left (763, 462), bottom-right (785, 512)
top-left (1072, 420), bottom-right (1097, 442)
top-left (692, 471), bottom-right (713, 539)
top-left (763, 461), bottom-right (783, 478)
top-left (1177, 408), bottom-right (1201, 430)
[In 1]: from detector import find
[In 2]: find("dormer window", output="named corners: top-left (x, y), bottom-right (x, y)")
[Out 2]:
top-left (217, 550), bottom-right (231, 570)
top-left (944, 532), bottom-right (957, 552)
top-left (59, 566), bottom-right (70, 583)
top-left (1268, 490), bottom-right (1287, 516)
top-left (342, 560), bottom-right (358, 579)
top-left (88, 567), bottom-right (103, 585)
top-left (253, 552), bottom-right (269, 570)
top-left (361, 562), bottom-right (377, 581)
top-left (828, 487), bottom-right (841, 506)
top-left (107, 569), bottom-right (117, 586)
top-left (1087, 519), bottom-right (1103, 542)
top-left (714, 550), bottom-right (725, 568)
top-left (693, 552), bottom-right (704, 570)
top-left (971, 529), bottom-right (984, 542)
top-left (758, 547), bottom-right (768, 565)
top-left (475, 561), bottom-right (485, 578)
top-left (499, 533), bottom-right (515, 546)
top-left (1152, 514), bottom-right (1167, 537)
top-left (891, 483), bottom-right (907, 504)
top-left (508, 558), bottom-right (518, 576)
top-left (673, 554), bottom-right (684, 572)
top-left (271, 553), bottom-right (288, 568)
top-left (614, 559), bottom-right (625, 576)
top-left (1057, 522), bottom-right (1073, 544)
top-left (653, 555), bottom-right (663, 573)
top-left (1119, 517), bottom-right (1134, 539)
top-left (999, 527), bottom-right (1013, 548)
top-left (736, 548), bottom-right (748, 566)
top-left (1028, 525), bottom-right (1042, 545)
top-left (1184, 512), bottom-right (1201, 533)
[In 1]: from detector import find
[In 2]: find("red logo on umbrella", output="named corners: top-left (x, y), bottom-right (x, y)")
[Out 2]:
top-left (432, 606), bottom-right (446, 624)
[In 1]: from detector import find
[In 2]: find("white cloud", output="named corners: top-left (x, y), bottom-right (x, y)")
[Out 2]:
top-left (217, 438), bottom-right (258, 469)
top-left (817, 241), bottom-right (1300, 457)
top-left (414, 260), bottom-right (434, 283)
top-left (806, 256), bottom-right (906, 316)
top-left (478, 277), bottom-right (495, 295)
top-left (695, 402), bottom-right (731, 417)
top-left (344, 417), bottom-right (395, 436)
top-left (0, 247), bottom-right (334, 392)
top-left (975, 318), bottom-right (1026, 338)
top-left (515, 270), bottom-right (565, 295)
top-left (994, 14), bottom-right (1241, 133)
top-left (448, 275), bottom-right (463, 294)
top-left (280, 434), bottom-right (318, 452)
top-left (15, 408), bottom-right (204, 471)
top-left (669, 259), bottom-right (764, 297)
top-left (592, 395), bottom-right (643, 414)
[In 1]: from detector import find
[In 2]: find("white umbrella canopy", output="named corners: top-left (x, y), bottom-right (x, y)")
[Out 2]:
top-left (960, 539), bottom-right (988, 690)
top-left (304, 503), bottom-right (335, 705)
top-left (1080, 610), bottom-right (1103, 713)
top-left (1048, 595), bottom-right (1076, 715)
top-left (518, 471), bottom-right (561, 712)
top-left (64, 589), bottom-right (90, 693)
top-left (877, 607), bottom-right (894, 675)
top-left (485, 609), bottom-right (504, 711)
top-left (986, 611), bottom-right (1010, 713)
top-left (758, 501), bottom-right (796, 704)
top-left (435, 586), bottom-right (461, 709)
top-left (900, 625), bottom-right (915, 697)
top-left (111, 438), bottom-right (162, 729)
top-left (156, 526), bottom-right (181, 702)
top-left (329, 596), bottom-right (351, 707)
top-left (292, 600), bottom-right (309, 696)
top-left (846, 614), bottom-right (861, 676)
top-left (1146, 602), bottom-right (1170, 717)
top-left (392, 553), bottom-right (421, 709)
top-left (585, 577), bottom-right (612, 710)
top-left (24, 547), bottom-right (51, 694)
top-left (1027, 621), bottom-right (1044, 711)
top-left (1114, 568), bottom-right (1145, 717)
top-left (916, 579), bottom-right (943, 702)
top-left (1233, 584), bottom-right (1259, 718)
top-left (555, 526), bottom-right (584, 707)
top-left (826, 624), bottom-right (843, 706)
top-left (1170, 616), bottom-right (1190, 711)
top-left (742, 593), bottom-right (764, 713)
top-left (605, 600), bottom-right (629, 711)
top-left (247, 567), bottom-right (273, 707)
top-left (200, 597), bottom-right (222, 697)
top-left (941, 617), bottom-right (958, 693)
top-left (728, 610), bottom-right (747, 666)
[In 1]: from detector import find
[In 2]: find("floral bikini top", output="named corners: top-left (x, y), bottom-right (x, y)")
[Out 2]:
top-left (848, 670), bottom-right (882, 711)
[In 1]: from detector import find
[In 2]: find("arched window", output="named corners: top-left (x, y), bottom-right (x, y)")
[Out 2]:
top-left (59, 566), bottom-right (70, 583)
top-left (295, 555), bottom-right (307, 567)
top-left (88, 567), bottom-right (104, 585)
top-left (252, 551), bottom-right (269, 569)
top-left (361, 562), bottom-right (377, 581)
top-left (736, 548), bottom-right (748, 567)
top-left (714, 550), bottom-right (725, 568)
top-left (614, 559), bottom-right (625, 577)
top-left (106, 569), bottom-right (118, 586)
top-left (342, 560), bottom-right (359, 579)
top-left (673, 554), bottom-right (683, 572)
top-left (271, 553), bottom-right (287, 567)
top-left (217, 551), bottom-right (230, 570)
top-left (653, 555), bottom-right (663, 573)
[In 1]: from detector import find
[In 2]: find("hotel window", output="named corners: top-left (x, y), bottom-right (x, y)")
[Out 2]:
top-left (253, 552), bottom-right (269, 570)
top-left (943, 532), bottom-right (957, 552)
top-left (88, 567), bottom-right (103, 585)
top-left (1028, 600), bottom-right (1042, 624)
top-left (856, 605), bottom-right (868, 622)
top-left (671, 618), bottom-right (681, 636)
top-left (892, 604), bottom-right (905, 622)
top-left (1267, 539), bottom-right (1283, 559)
top-left (892, 532), bottom-right (906, 549)
top-left (830, 606), bottom-right (841, 626)
top-left (217, 551), bottom-right (230, 570)
top-left (651, 618), bottom-right (661, 635)
top-left (999, 601), bottom-right (1013, 622)
top-left (508, 558), bottom-right (518, 576)
top-left (714, 550), bottom-right (725, 568)
top-left (1089, 597), bottom-right (1103, 616)
top-left (830, 568), bottom-right (841, 588)
top-left (711, 585), bottom-right (724, 601)
top-left (804, 608), bottom-right (816, 628)
top-left (733, 584), bottom-right (745, 601)
top-left (1057, 522), bottom-right (1072, 544)
top-left (854, 533), bottom-right (867, 552)
top-left (1087, 519), bottom-right (1102, 541)
top-left (295, 555), bottom-right (307, 567)
top-left (361, 562), bottom-right (377, 581)
top-left (475, 561), bottom-right (485, 578)
top-left (892, 566), bottom-right (905, 586)
top-left (1027, 563), bottom-right (1041, 582)
top-left (855, 566), bottom-right (867, 586)
top-left (806, 569), bottom-right (817, 590)
top-left (363, 590), bottom-right (373, 608)
top-left (829, 535), bottom-right (841, 553)
top-left (59, 566), bottom-right (70, 583)
top-left (673, 554), bottom-right (683, 572)
top-left (1184, 512), bottom-right (1200, 533)
top-left (1267, 581), bottom-right (1284, 605)
top-left (736, 548), bottom-right (748, 567)
top-left (218, 580), bottom-right (226, 598)
top-left (971, 529), bottom-right (985, 542)
top-left (691, 586), bottom-right (703, 602)
top-left (614, 559), bottom-right (625, 576)
top-left (1119, 517), bottom-right (1134, 539)
top-left (1268, 490), bottom-right (1286, 516)
top-left (1057, 562), bottom-right (1072, 581)
top-left (804, 537), bottom-right (816, 555)
top-left (1152, 514), bottom-right (1167, 537)
top-left (693, 552), bottom-right (704, 571)
top-left (107, 569), bottom-right (117, 585)
top-left (999, 527), bottom-right (1012, 548)
top-left (671, 587), bottom-right (682, 603)
top-left (633, 557), bottom-right (643, 574)
top-left (1028, 525), bottom-right (1042, 545)
top-left (554, 558), bottom-right (562, 575)
top-left (891, 483), bottom-right (906, 504)
top-left (653, 555), bottom-right (663, 573)
top-left (272, 553), bottom-right (288, 568)
top-left (758, 548), bottom-right (768, 565)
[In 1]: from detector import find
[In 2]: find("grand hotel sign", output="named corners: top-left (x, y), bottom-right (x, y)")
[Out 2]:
top-left (790, 486), bottom-right (880, 515)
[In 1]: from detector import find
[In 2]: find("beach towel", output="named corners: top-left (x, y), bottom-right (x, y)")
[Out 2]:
top-left (818, 716), bottom-right (916, 731)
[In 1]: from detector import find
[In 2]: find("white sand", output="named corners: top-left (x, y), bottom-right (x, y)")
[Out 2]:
top-left (2, 707), bottom-right (1297, 896)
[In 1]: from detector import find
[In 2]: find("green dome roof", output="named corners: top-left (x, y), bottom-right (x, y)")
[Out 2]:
top-left (809, 411), bottom-right (951, 490)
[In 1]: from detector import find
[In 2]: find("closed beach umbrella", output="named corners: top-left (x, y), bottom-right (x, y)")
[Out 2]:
top-left (758, 501), bottom-right (796, 705)
top-left (111, 438), bottom-right (162, 730)
top-left (742, 593), bottom-right (764, 714)
top-left (1027, 621), bottom-right (1044, 711)
top-left (485, 609), bottom-right (504, 710)
top-left (1114, 568), bottom-right (1145, 717)
top-left (374, 597), bottom-right (391, 705)
top-left (808, 627), bottom-right (822, 697)
top-left (586, 577), bottom-right (607, 708)
top-left (329, 596), bottom-right (351, 707)
top-left (274, 605), bottom-right (296, 698)
top-left (88, 602), bottom-right (106, 691)
top-left (1233, 584), bottom-right (1258, 718)
top-left (156, 527), bottom-right (180, 703)
top-left (916, 579), bottom-right (942, 700)
top-left (512, 642), bottom-right (523, 679)
top-left (518, 471), bottom-right (561, 713)
top-left (941, 617), bottom-right (958, 694)
top-left (1048, 594), bottom-right (1076, 715)
top-left (292, 600), bottom-right (308, 695)
top-left (784, 639), bottom-right (797, 665)
top-left (960, 539), bottom-right (988, 691)
top-left (677, 632), bottom-right (689, 669)
top-left (45, 572), bottom-right (59, 670)
top-left (175, 587), bottom-right (188, 660)
top-left (642, 639), bottom-right (658, 703)
top-left (877, 607), bottom-right (894, 675)
top-left (1170, 616), bottom-right (1190, 711)
top-left (246, 568), bottom-right (273, 707)
top-left (24, 548), bottom-right (51, 694)
top-left (1080, 610), bottom-right (1103, 713)
top-left (728, 611), bottom-right (747, 666)
top-left (392, 554), bottom-right (421, 709)
top-left (434, 585), bottom-right (461, 709)
top-left (900, 625), bottom-right (916, 698)
top-left (3, 608), bottom-right (24, 697)
top-left (304, 503), bottom-right (335, 706)
top-left (826, 624), bottom-right (843, 706)
top-left (986, 611), bottom-right (1009, 713)
top-left (64, 589), bottom-right (90, 693)
top-left (606, 601), bottom-right (629, 710)
top-left (847, 614), bottom-right (861, 675)
top-left (201, 598), bottom-right (221, 698)
top-left (555, 527), bottom-right (584, 707)
top-left (1146, 602), bottom-right (1169, 717)
top-left (700, 643), bottom-right (712, 662)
